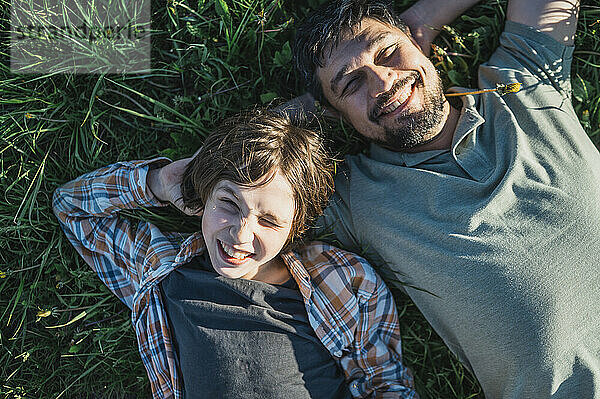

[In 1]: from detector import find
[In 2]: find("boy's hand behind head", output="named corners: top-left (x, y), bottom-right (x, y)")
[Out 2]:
top-left (148, 155), bottom-right (202, 217)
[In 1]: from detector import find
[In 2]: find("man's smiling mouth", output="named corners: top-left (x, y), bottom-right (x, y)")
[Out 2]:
top-left (372, 72), bottom-right (420, 120)
top-left (379, 82), bottom-right (415, 116)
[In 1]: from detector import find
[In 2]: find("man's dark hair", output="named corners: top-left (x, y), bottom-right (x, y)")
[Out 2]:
top-left (293, 0), bottom-right (408, 105)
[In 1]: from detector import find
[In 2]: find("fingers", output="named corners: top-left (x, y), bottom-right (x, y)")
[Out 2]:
top-left (173, 197), bottom-right (201, 217)
top-left (191, 146), bottom-right (203, 160)
top-left (170, 188), bottom-right (200, 216)
top-left (273, 93), bottom-right (319, 124)
top-left (152, 149), bottom-right (202, 214)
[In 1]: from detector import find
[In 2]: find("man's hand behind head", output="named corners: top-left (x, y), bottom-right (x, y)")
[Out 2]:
top-left (272, 92), bottom-right (339, 125)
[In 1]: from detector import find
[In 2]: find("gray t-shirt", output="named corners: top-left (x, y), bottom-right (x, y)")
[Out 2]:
top-left (319, 21), bottom-right (600, 399)
top-left (160, 255), bottom-right (350, 399)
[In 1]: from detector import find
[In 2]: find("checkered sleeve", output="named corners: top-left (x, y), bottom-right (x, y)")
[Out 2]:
top-left (330, 249), bottom-right (418, 399)
top-left (51, 158), bottom-right (178, 308)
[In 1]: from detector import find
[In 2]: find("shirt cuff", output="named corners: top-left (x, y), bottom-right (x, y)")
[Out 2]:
top-left (128, 157), bottom-right (173, 208)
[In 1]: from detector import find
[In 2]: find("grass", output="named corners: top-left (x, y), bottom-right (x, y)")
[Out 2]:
top-left (1, 0), bottom-right (599, 398)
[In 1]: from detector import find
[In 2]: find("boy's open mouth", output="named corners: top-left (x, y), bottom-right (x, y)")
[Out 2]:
top-left (217, 239), bottom-right (254, 264)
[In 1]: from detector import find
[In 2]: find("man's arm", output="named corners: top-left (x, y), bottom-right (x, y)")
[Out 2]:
top-left (506, 0), bottom-right (579, 45)
top-left (399, 0), bottom-right (482, 55)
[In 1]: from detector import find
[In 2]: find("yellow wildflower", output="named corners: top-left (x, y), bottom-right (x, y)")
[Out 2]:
top-left (36, 308), bottom-right (52, 322)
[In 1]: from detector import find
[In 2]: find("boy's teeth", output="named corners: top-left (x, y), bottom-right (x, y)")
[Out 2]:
top-left (221, 241), bottom-right (251, 259)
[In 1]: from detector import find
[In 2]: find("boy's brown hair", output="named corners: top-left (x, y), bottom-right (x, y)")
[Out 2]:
top-left (181, 108), bottom-right (334, 251)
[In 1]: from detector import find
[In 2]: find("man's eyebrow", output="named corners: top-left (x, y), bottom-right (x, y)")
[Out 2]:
top-left (329, 32), bottom-right (392, 95)
top-left (331, 64), bottom-right (350, 96)
top-left (365, 31), bottom-right (391, 51)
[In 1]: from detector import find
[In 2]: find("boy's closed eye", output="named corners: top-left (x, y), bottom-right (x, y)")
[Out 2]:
top-left (219, 198), bottom-right (240, 213)
top-left (259, 217), bottom-right (282, 229)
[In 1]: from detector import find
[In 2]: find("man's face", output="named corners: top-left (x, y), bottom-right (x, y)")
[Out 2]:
top-left (316, 18), bottom-right (447, 150)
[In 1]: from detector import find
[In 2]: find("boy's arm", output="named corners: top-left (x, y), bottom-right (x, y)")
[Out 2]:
top-left (338, 256), bottom-right (418, 398)
top-left (506, 0), bottom-right (579, 45)
top-left (52, 158), bottom-right (185, 309)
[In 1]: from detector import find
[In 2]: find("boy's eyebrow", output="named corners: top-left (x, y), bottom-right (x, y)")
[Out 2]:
top-left (219, 186), bottom-right (240, 200)
top-left (218, 185), bottom-right (290, 225)
top-left (261, 211), bottom-right (289, 226)
top-left (330, 32), bottom-right (391, 96)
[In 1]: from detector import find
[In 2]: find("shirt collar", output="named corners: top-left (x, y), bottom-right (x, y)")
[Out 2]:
top-left (368, 143), bottom-right (447, 166)
top-left (367, 87), bottom-right (484, 166)
top-left (448, 87), bottom-right (485, 156)
top-left (281, 251), bottom-right (313, 299)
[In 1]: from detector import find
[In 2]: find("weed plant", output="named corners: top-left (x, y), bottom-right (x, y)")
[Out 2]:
top-left (1, 0), bottom-right (599, 398)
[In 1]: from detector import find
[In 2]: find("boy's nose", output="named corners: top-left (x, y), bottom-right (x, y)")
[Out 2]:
top-left (229, 217), bottom-right (253, 243)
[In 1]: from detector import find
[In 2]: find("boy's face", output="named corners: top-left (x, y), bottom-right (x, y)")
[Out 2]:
top-left (316, 18), bottom-right (447, 150)
top-left (201, 170), bottom-right (295, 280)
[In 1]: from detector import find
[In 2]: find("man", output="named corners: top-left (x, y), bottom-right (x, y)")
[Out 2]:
top-left (286, 0), bottom-right (600, 398)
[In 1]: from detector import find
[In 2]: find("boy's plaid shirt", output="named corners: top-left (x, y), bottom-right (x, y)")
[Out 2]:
top-left (52, 159), bottom-right (417, 399)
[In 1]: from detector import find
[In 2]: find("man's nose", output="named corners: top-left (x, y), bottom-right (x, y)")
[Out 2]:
top-left (229, 217), bottom-right (254, 243)
top-left (367, 65), bottom-right (394, 98)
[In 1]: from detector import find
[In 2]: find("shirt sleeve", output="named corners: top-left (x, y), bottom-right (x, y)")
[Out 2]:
top-left (333, 251), bottom-right (419, 399)
top-left (313, 166), bottom-right (361, 252)
top-left (480, 20), bottom-right (574, 96)
top-left (52, 158), bottom-right (184, 309)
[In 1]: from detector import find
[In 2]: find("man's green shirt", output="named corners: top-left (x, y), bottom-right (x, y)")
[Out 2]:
top-left (319, 21), bottom-right (600, 399)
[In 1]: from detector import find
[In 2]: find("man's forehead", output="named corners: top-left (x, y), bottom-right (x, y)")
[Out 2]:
top-left (320, 18), bottom-right (407, 70)
top-left (353, 22), bottom-right (396, 46)
top-left (317, 19), bottom-right (402, 93)
top-left (325, 19), bottom-right (397, 57)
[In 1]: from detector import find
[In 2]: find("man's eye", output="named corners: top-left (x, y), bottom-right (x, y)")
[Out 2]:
top-left (342, 77), bottom-right (360, 97)
top-left (378, 44), bottom-right (397, 63)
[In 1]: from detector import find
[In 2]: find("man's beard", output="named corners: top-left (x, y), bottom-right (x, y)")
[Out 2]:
top-left (369, 71), bottom-right (446, 151)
